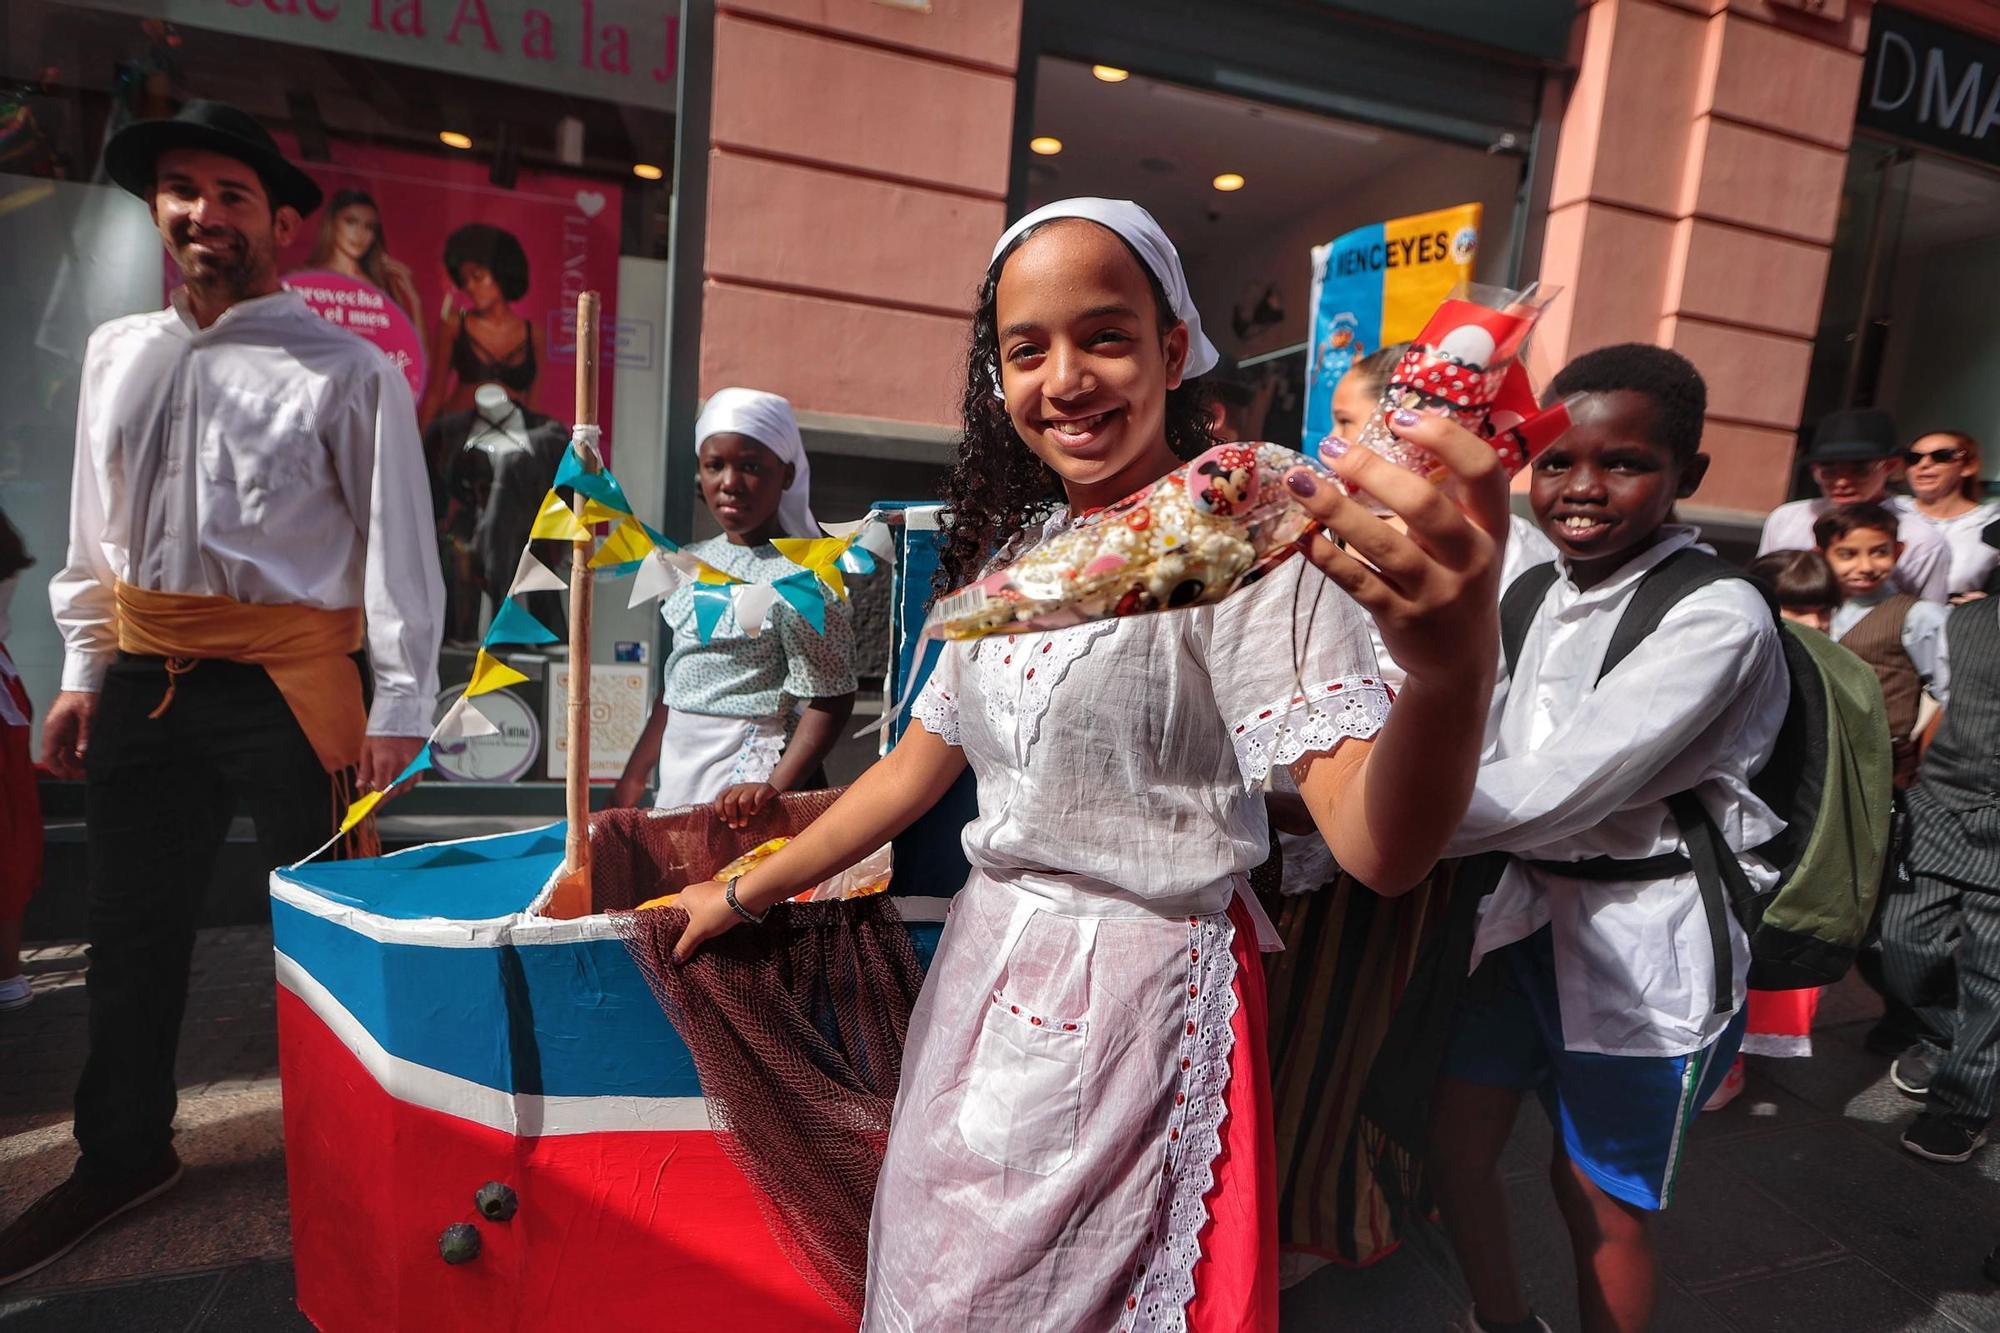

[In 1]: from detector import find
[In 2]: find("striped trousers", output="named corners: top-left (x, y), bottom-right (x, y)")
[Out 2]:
top-left (1880, 871), bottom-right (2000, 1130)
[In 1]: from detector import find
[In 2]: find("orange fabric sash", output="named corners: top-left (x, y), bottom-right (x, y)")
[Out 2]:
top-left (114, 582), bottom-right (366, 773)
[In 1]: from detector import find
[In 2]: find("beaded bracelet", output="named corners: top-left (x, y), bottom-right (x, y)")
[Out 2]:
top-left (724, 875), bottom-right (768, 926)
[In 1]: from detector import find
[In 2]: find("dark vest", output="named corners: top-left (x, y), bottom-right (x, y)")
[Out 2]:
top-left (1839, 594), bottom-right (1922, 788)
top-left (1921, 601), bottom-right (2000, 811)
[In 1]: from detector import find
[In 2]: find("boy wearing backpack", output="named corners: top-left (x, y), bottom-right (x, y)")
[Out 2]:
top-left (1428, 344), bottom-right (1792, 1333)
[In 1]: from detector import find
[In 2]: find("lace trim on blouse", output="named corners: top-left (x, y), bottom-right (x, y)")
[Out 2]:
top-left (1228, 675), bottom-right (1392, 788)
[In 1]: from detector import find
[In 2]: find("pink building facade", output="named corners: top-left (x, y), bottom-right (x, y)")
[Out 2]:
top-left (695, 0), bottom-right (2000, 530)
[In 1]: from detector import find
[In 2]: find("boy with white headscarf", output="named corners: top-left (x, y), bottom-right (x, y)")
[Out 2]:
top-left (611, 389), bottom-right (855, 823)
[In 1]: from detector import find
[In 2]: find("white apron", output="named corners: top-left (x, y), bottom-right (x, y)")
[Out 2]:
top-left (651, 709), bottom-right (788, 810)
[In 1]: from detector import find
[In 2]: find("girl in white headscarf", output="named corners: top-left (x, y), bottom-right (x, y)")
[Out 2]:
top-left (611, 389), bottom-right (855, 823)
top-left (668, 200), bottom-right (1513, 1329)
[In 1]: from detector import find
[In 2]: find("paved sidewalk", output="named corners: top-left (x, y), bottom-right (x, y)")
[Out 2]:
top-left (2, 927), bottom-right (1998, 1330)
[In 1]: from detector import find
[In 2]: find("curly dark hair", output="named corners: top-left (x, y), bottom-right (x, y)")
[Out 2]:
top-left (443, 223), bottom-right (531, 303)
top-left (932, 222), bottom-right (1216, 598)
top-left (1548, 342), bottom-right (1707, 462)
top-left (0, 509), bottom-right (29, 584)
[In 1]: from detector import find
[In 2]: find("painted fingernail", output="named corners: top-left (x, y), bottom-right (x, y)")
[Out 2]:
top-left (1391, 408), bottom-right (1422, 429)
top-left (1286, 470), bottom-right (1318, 497)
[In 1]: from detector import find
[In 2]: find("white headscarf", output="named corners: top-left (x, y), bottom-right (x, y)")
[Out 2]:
top-left (693, 387), bottom-right (817, 538)
top-left (988, 197), bottom-right (1220, 381)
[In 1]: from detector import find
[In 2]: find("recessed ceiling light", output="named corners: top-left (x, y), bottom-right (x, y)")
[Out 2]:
top-left (632, 163), bottom-right (664, 180)
top-left (1030, 136), bottom-right (1064, 156)
top-left (438, 131), bottom-right (472, 150)
top-left (1092, 65), bottom-right (1130, 83)
top-left (1212, 172), bottom-right (1246, 192)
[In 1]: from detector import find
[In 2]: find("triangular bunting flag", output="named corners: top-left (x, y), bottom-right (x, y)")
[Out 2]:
top-left (589, 518), bottom-right (655, 569)
top-left (435, 694), bottom-right (499, 741)
top-left (857, 519), bottom-right (895, 561)
top-left (508, 549), bottom-right (569, 597)
top-left (555, 449), bottom-right (637, 516)
top-left (772, 568), bottom-right (828, 634)
top-left (691, 580), bottom-right (733, 644)
top-left (837, 545), bottom-right (877, 577)
top-left (580, 497), bottom-right (627, 527)
top-left (772, 536), bottom-right (852, 601)
top-left (466, 649), bottom-right (530, 698)
top-left (732, 582), bottom-right (779, 639)
top-left (485, 596), bottom-right (561, 647)
top-left (529, 490), bottom-right (591, 542)
top-left (392, 746), bottom-right (436, 788)
top-left (338, 788), bottom-right (384, 835)
top-left (627, 549), bottom-right (692, 608)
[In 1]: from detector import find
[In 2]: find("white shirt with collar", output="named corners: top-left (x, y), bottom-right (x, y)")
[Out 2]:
top-left (1830, 588), bottom-right (1952, 709)
top-left (1446, 526), bottom-right (1790, 1058)
top-left (1758, 497), bottom-right (1950, 602)
top-left (48, 288), bottom-right (443, 737)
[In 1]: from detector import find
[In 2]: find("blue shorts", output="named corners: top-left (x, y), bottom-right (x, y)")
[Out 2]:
top-left (1442, 926), bottom-right (1744, 1211)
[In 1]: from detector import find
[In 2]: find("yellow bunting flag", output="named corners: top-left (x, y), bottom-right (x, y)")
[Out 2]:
top-left (695, 561), bottom-right (743, 586)
top-left (580, 498), bottom-right (626, 527)
top-left (466, 648), bottom-right (530, 698)
top-left (529, 490), bottom-right (592, 542)
top-left (589, 518), bottom-right (655, 569)
top-left (771, 536), bottom-right (853, 601)
top-left (339, 788), bottom-right (384, 835)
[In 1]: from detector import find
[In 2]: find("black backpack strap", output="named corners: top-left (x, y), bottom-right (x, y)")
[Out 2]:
top-left (1500, 562), bottom-right (1562, 678)
top-left (1666, 791), bottom-right (1763, 1015)
top-left (1595, 546), bottom-right (1757, 682)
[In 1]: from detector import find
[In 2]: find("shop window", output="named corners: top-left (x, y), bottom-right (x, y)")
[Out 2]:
top-left (1803, 139), bottom-right (2000, 494)
top-left (1, 0), bottom-right (675, 785)
top-left (1022, 56), bottom-right (1526, 453)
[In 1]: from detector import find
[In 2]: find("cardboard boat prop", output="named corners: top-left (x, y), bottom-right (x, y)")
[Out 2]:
top-left (270, 293), bottom-right (968, 1330)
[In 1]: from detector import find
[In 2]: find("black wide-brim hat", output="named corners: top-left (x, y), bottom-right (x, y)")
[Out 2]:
top-left (1807, 406), bottom-right (1899, 464)
top-left (104, 99), bottom-right (323, 216)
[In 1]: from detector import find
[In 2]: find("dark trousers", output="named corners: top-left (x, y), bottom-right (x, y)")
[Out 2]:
top-left (1881, 871), bottom-right (2000, 1130)
top-left (75, 654), bottom-right (332, 1180)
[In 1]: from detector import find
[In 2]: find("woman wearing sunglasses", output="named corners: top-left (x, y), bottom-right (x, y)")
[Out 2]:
top-left (1894, 432), bottom-right (1999, 597)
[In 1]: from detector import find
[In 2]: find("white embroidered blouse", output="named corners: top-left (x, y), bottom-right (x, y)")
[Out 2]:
top-left (912, 542), bottom-right (1389, 907)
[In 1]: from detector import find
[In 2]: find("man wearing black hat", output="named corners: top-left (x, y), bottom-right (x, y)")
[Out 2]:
top-left (1758, 407), bottom-right (1950, 601)
top-left (0, 101), bottom-right (442, 1284)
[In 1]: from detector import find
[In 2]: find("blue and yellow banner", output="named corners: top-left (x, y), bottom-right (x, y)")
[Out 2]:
top-left (1302, 203), bottom-right (1481, 452)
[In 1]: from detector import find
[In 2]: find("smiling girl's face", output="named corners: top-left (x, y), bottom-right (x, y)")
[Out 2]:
top-left (993, 219), bottom-right (1189, 511)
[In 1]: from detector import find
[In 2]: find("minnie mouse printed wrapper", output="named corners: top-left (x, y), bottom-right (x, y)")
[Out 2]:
top-left (1319, 282), bottom-right (1569, 491)
top-left (930, 442), bottom-right (1322, 641)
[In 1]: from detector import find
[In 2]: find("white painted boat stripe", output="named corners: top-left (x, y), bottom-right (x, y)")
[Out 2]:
top-left (273, 950), bottom-right (711, 1135)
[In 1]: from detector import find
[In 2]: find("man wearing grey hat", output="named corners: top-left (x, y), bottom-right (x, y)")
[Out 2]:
top-left (0, 100), bottom-right (441, 1285)
top-left (1758, 407), bottom-right (1950, 601)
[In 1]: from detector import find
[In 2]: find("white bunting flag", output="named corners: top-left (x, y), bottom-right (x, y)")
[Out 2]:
top-left (509, 549), bottom-right (570, 597)
top-left (731, 582), bottom-right (779, 638)
top-left (626, 548), bottom-right (696, 609)
top-left (435, 693), bottom-right (500, 741)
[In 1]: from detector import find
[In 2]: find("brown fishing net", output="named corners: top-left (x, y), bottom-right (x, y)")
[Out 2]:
top-left (599, 795), bottom-right (925, 1325)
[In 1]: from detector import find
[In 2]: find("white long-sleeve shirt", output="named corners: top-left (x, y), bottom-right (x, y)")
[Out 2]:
top-left (1887, 494), bottom-right (2000, 596)
top-left (1446, 527), bottom-right (1791, 1057)
top-left (48, 289), bottom-right (443, 737)
top-left (1758, 497), bottom-right (1950, 602)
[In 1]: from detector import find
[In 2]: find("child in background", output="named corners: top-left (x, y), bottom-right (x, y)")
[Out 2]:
top-left (1817, 504), bottom-right (1949, 792)
top-left (1816, 502), bottom-right (1952, 1080)
top-left (1891, 431), bottom-right (1999, 599)
top-left (612, 389), bottom-right (857, 826)
top-left (1432, 344), bottom-right (1789, 1333)
top-left (1701, 550), bottom-right (1850, 1109)
top-left (0, 510), bottom-right (39, 1010)
top-left (1759, 409), bottom-right (1949, 601)
top-left (1891, 523), bottom-right (2000, 1163)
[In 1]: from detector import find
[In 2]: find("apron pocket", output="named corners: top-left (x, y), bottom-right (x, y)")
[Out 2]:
top-left (957, 991), bottom-right (1085, 1176)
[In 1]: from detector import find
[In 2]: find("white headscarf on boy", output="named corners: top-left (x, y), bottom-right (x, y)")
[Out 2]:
top-left (694, 387), bottom-right (818, 538)
top-left (987, 197), bottom-right (1221, 387)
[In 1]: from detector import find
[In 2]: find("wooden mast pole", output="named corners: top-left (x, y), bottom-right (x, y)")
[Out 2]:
top-left (557, 290), bottom-right (601, 916)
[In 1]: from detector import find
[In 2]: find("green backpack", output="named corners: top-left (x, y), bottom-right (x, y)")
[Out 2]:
top-left (1500, 548), bottom-right (1894, 1012)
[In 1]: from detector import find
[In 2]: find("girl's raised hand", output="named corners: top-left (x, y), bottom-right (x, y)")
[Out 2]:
top-left (1285, 412), bottom-right (1511, 689)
